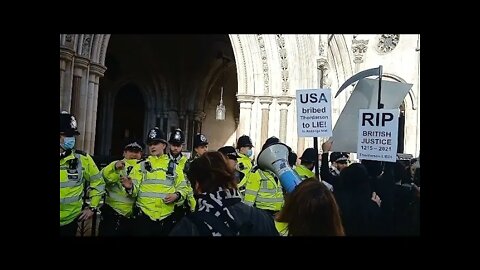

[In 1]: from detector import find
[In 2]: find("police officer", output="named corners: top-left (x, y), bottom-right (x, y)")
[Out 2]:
top-left (295, 148), bottom-right (316, 181)
top-left (320, 140), bottom-right (349, 192)
top-left (184, 133), bottom-right (209, 174)
top-left (243, 137), bottom-right (285, 218)
top-left (168, 129), bottom-right (196, 217)
top-left (98, 139), bottom-right (143, 236)
top-left (127, 127), bottom-right (188, 236)
top-left (236, 135), bottom-right (254, 189)
top-left (60, 111), bottom-right (105, 236)
top-left (218, 146), bottom-right (242, 183)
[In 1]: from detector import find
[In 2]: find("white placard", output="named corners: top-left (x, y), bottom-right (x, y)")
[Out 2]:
top-left (330, 78), bottom-right (412, 153)
top-left (357, 109), bottom-right (399, 162)
top-left (296, 89), bottom-right (332, 137)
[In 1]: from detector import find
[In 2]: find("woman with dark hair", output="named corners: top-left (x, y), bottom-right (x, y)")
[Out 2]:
top-left (169, 151), bottom-right (279, 236)
top-left (275, 179), bottom-right (345, 236)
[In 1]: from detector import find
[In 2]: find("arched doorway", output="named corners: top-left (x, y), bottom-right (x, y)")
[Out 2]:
top-left (110, 84), bottom-right (145, 157)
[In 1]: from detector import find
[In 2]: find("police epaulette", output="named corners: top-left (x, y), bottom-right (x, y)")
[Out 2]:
top-left (137, 158), bottom-right (147, 164)
top-left (74, 150), bottom-right (87, 156)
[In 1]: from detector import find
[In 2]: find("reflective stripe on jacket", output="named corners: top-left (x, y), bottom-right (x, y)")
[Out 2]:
top-left (294, 164), bottom-right (315, 181)
top-left (60, 151), bottom-right (105, 226)
top-left (101, 159), bottom-right (137, 217)
top-left (237, 153), bottom-right (253, 188)
top-left (130, 154), bottom-right (187, 221)
top-left (243, 169), bottom-right (284, 211)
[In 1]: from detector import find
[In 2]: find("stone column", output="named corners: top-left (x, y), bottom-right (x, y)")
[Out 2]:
top-left (85, 63), bottom-right (106, 155)
top-left (277, 96), bottom-right (292, 143)
top-left (187, 111), bottom-right (195, 150)
top-left (193, 111), bottom-right (206, 135)
top-left (72, 56), bottom-right (90, 151)
top-left (258, 96), bottom-right (273, 145)
top-left (60, 48), bottom-right (75, 112)
top-left (236, 94), bottom-right (255, 138)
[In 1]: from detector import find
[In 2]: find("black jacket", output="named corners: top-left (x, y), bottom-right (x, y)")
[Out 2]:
top-left (169, 202), bottom-right (279, 236)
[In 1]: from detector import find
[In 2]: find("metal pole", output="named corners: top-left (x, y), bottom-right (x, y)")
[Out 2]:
top-left (313, 66), bottom-right (324, 180)
top-left (377, 65), bottom-right (383, 109)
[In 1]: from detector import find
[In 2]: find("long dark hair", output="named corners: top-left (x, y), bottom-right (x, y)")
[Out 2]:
top-left (276, 179), bottom-right (345, 236)
top-left (187, 151), bottom-right (237, 193)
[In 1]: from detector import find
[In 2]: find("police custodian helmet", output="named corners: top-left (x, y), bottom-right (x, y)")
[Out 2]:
top-left (330, 152), bottom-right (349, 163)
top-left (168, 128), bottom-right (185, 144)
top-left (123, 138), bottom-right (144, 152)
top-left (236, 135), bottom-right (253, 148)
top-left (60, 111), bottom-right (80, 136)
top-left (193, 133), bottom-right (209, 148)
top-left (146, 127), bottom-right (167, 145)
top-left (300, 148), bottom-right (318, 163)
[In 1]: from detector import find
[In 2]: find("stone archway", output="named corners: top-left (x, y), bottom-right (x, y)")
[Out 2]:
top-left (110, 84), bottom-right (145, 157)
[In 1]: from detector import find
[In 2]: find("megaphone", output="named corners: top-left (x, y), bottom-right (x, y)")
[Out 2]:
top-left (257, 142), bottom-right (301, 193)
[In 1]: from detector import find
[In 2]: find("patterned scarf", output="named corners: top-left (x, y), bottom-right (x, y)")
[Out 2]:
top-left (189, 187), bottom-right (242, 236)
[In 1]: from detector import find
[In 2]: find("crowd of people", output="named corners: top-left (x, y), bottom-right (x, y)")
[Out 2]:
top-left (60, 111), bottom-right (420, 237)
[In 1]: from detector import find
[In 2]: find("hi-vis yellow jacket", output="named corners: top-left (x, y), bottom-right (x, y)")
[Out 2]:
top-left (243, 169), bottom-right (284, 211)
top-left (169, 153), bottom-right (196, 212)
top-left (101, 158), bottom-right (138, 217)
top-left (237, 153), bottom-right (253, 188)
top-left (60, 150), bottom-right (105, 226)
top-left (130, 154), bottom-right (188, 221)
top-left (294, 164), bottom-right (315, 181)
top-left (274, 221), bottom-right (289, 236)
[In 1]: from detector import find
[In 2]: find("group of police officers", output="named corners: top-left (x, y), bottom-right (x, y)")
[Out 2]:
top-left (60, 111), bottom-right (331, 236)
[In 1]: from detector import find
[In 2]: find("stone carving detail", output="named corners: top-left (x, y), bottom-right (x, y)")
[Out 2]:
top-left (276, 34), bottom-right (289, 94)
top-left (64, 34), bottom-right (74, 49)
top-left (237, 35), bottom-right (248, 94)
top-left (352, 38), bottom-right (369, 63)
top-left (257, 34), bottom-right (270, 95)
top-left (377, 34), bottom-right (400, 53)
top-left (81, 34), bottom-right (92, 57)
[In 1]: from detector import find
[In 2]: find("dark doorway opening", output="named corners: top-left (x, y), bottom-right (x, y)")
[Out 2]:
top-left (111, 84), bottom-right (145, 157)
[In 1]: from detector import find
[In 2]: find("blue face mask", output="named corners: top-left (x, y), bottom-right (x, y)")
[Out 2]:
top-left (61, 137), bottom-right (76, 150)
top-left (246, 149), bottom-right (253, 157)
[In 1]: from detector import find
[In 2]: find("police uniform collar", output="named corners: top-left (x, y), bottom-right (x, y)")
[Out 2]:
top-left (169, 152), bottom-right (182, 161)
top-left (60, 150), bottom-right (75, 162)
top-left (238, 153), bottom-right (249, 159)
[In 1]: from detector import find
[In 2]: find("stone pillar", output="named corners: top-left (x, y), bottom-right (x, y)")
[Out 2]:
top-left (187, 111), bottom-right (195, 150)
top-left (60, 48), bottom-right (75, 112)
top-left (258, 96), bottom-right (273, 145)
top-left (85, 63), bottom-right (106, 155)
top-left (72, 56), bottom-right (90, 151)
top-left (236, 94), bottom-right (255, 138)
top-left (277, 96), bottom-right (292, 143)
top-left (193, 111), bottom-right (206, 135)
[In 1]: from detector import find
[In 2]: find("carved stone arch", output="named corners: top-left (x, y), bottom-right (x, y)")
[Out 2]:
top-left (328, 34), bottom-right (354, 89)
top-left (99, 34), bottom-right (111, 66)
top-left (229, 34), bottom-right (248, 95)
top-left (230, 35), bottom-right (257, 96)
top-left (90, 34), bottom-right (103, 63)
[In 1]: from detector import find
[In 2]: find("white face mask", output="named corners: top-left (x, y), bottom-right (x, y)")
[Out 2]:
top-left (246, 149), bottom-right (253, 157)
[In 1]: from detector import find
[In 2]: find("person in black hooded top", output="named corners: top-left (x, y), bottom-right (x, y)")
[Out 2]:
top-left (338, 163), bottom-right (383, 236)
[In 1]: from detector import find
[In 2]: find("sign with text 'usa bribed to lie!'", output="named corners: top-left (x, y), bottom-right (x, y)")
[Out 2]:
top-left (357, 109), bottom-right (399, 162)
top-left (296, 89), bottom-right (332, 138)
